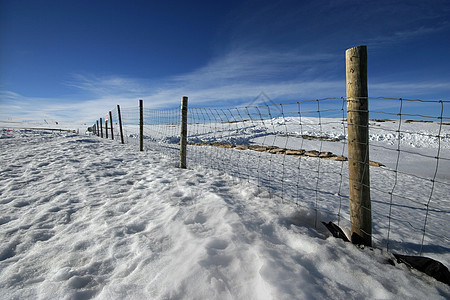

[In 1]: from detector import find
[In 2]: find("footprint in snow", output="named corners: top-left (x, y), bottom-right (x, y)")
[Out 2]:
top-left (13, 200), bottom-right (30, 208)
top-left (200, 239), bottom-right (232, 267)
top-left (125, 222), bottom-right (147, 234)
top-left (184, 212), bottom-right (207, 225)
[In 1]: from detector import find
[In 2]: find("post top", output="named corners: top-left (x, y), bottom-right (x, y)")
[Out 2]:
top-left (346, 45), bottom-right (367, 54)
top-left (346, 45), bottom-right (367, 50)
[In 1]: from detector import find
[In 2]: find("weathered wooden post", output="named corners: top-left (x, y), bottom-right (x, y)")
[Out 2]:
top-left (100, 118), bottom-right (103, 138)
top-left (346, 45), bottom-right (372, 247)
top-left (93, 124), bottom-right (96, 136)
top-left (105, 119), bottom-right (108, 139)
top-left (96, 120), bottom-right (99, 136)
top-left (180, 96), bottom-right (188, 169)
top-left (139, 99), bottom-right (144, 151)
top-left (117, 104), bottom-right (124, 144)
top-left (109, 111), bottom-right (114, 140)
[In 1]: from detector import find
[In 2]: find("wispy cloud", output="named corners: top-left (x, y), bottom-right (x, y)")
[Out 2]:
top-left (58, 48), bottom-right (344, 112)
top-left (394, 24), bottom-right (448, 40)
top-left (64, 74), bottom-right (148, 96)
top-left (0, 91), bottom-right (83, 123)
top-left (158, 48), bottom-right (342, 103)
top-left (171, 50), bottom-right (338, 84)
top-left (2, 43), bottom-right (450, 126)
top-left (368, 23), bottom-right (450, 47)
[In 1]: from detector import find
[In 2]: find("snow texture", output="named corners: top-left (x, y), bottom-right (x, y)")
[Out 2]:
top-left (121, 115), bottom-right (449, 261)
top-left (1, 128), bottom-right (449, 299)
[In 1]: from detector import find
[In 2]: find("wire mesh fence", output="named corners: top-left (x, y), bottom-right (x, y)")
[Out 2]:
top-left (96, 97), bottom-right (449, 259)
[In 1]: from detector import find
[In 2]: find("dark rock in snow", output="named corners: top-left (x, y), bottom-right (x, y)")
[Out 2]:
top-left (322, 222), bottom-right (450, 285)
top-left (350, 232), bottom-right (367, 246)
top-left (393, 254), bottom-right (450, 285)
top-left (322, 221), bottom-right (350, 242)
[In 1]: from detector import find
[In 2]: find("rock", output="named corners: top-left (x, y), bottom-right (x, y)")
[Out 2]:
top-left (319, 151), bottom-right (334, 158)
top-left (253, 147), bottom-right (269, 152)
top-left (328, 156), bottom-right (347, 161)
top-left (268, 148), bottom-right (286, 154)
top-left (369, 161), bottom-right (385, 167)
top-left (322, 221), bottom-right (350, 242)
top-left (369, 119), bottom-right (390, 122)
top-left (219, 144), bottom-right (235, 148)
top-left (235, 145), bottom-right (249, 150)
top-left (285, 149), bottom-right (305, 156)
top-left (392, 254), bottom-right (450, 285)
top-left (304, 150), bottom-right (320, 157)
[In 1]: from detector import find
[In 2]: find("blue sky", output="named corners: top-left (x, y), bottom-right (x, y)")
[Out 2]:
top-left (1, 0), bottom-right (449, 124)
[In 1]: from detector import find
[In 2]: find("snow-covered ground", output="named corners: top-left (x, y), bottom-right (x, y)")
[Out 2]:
top-left (0, 120), bottom-right (87, 135)
top-left (1, 128), bottom-right (449, 299)
top-left (121, 115), bottom-right (449, 260)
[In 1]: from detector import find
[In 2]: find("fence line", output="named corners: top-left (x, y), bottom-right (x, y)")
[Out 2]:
top-left (93, 96), bottom-right (449, 259)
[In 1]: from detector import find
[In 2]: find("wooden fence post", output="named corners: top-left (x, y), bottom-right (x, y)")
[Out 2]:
top-left (105, 120), bottom-right (108, 139)
top-left (100, 118), bottom-right (103, 138)
top-left (109, 111), bottom-right (114, 140)
top-left (139, 99), bottom-right (144, 151)
top-left (180, 96), bottom-right (188, 169)
top-left (96, 120), bottom-right (99, 136)
top-left (93, 124), bottom-right (96, 136)
top-left (346, 45), bottom-right (372, 247)
top-left (117, 105), bottom-right (124, 144)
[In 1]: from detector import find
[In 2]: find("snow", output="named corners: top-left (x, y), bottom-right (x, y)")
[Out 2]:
top-left (1, 127), bottom-right (449, 299)
top-left (121, 115), bottom-right (449, 260)
top-left (123, 115), bottom-right (449, 181)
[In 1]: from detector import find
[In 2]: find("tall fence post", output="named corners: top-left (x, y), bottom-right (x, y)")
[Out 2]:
top-left (100, 118), bottom-right (103, 138)
top-left (346, 45), bottom-right (372, 247)
top-left (180, 96), bottom-right (188, 169)
top-left (96, 120), bottom-right (99, 136)
top-left (117, 105), bottom-right (124, 144)
top-left (109, 111), bottom-right (114, 140)
top-left (105, 119), bottom-right (109, 139)
top-left (139, 99), bottom-right (144, 151)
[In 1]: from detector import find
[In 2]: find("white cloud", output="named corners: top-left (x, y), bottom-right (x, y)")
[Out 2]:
top-left (171, 50), bottom-right (338, 85)
top-left (2, 46), bottom-right (449, 125)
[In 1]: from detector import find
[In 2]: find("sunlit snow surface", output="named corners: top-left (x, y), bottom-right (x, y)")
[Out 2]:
top-left (124, 116), bottom-right (450, 259)
top-left (0, 129), bottom-right (449, 299)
